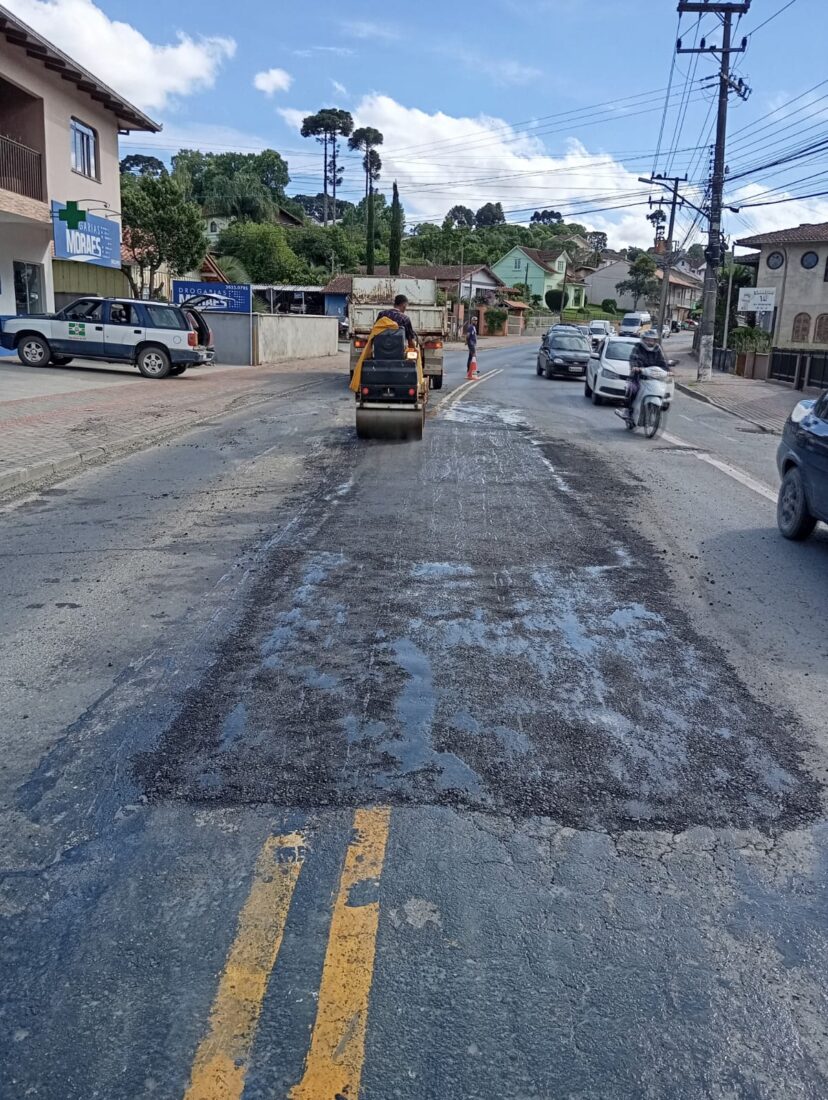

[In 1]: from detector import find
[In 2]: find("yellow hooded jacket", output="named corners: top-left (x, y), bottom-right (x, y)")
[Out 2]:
top-left (349, 317), bottom-right (423, 394)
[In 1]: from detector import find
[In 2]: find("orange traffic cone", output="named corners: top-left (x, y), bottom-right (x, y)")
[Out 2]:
top-left (466, 354), bottom-right (479, 380)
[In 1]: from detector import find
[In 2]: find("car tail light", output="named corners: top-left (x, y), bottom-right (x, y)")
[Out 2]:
top-left (206, 327), bottom-right (213, 346)
top-left (424, 340), bottom-right (443, 349)
top-left (408, 387), bottom-right (416, 396)
top-left (187, 331), bottom-right (198, 347)
top-left (354, 338), bottom-right (367, 348)
top-left (361, 386), bottom-right (369, 395)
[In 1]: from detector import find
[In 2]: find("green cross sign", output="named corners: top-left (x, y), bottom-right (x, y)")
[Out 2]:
top-left (59, 201), bottom-right (87, 230)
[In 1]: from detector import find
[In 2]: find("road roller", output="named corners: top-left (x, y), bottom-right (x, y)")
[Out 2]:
top-left (351, 323), bottom-right (427, 442)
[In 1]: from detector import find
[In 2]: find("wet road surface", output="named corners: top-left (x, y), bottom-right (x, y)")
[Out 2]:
top-left (2, 346), bottom-right (828, 1099)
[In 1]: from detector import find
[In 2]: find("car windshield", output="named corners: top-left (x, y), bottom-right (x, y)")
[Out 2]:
top-left (605, 341), bottom-right (635, 361)
top-left (590, 324), bottom-right (607, 333)
top-left (621, 316), bottom-right (640, 327)
top-left (551, 336), bottom-right (590, 351)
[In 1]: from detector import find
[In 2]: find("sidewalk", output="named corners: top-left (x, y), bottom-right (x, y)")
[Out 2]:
top-left (0, 355), bottom-right (345, 498)
top-left (672, 361), bottom-right (816, 434)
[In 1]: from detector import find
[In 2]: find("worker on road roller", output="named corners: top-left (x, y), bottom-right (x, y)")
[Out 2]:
top-left (349, 295), bottom-right (427, 441)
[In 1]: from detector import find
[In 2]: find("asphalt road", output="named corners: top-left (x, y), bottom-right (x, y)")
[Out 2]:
top-left (2, 343), bottom-right (827, 1099)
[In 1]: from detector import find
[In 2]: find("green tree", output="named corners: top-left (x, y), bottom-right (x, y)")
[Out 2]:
top-left (217, 221), bottom-right (304, 283)
top-left (715, 263), bottom-right (754, 345)
top-left (348, 126), bottom-right (384, 199)
top-left (366, 188), bottom-right (376, 274)
top-left (615, 253), bottom-right (659, 309)
top-left (686, 242), bottom-right (705, 268)
top-left (170, 149), bottom-right (289, 211)
top-left (444, 205), bottom-right (474, 229)
top-left (531, 209), bottom-right (562, 225)
top-left (120, 173), bottom-right (206, 298)
top-left (389, 181), bottom-right (403, 276)
top-left (120, 154), bottom-right (166, 178)
top-left (301, 108), bottom-right (353, 227)
top-left (288, 224), bottom-right (360, 273)
top-left (204, 172), bottom-right (274, 223)
top-left (475, 202), bottom-right (506, 227)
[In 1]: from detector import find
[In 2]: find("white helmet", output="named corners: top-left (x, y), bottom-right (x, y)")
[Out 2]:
top-left (641, 329), bottom-right (658, 344)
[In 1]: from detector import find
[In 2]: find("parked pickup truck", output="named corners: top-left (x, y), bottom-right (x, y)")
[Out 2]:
top-left (348, 276), bottom-right (447, 389)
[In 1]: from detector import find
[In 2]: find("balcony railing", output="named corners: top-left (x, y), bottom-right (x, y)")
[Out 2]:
top-left (0, 134), bottom-right (44, 202)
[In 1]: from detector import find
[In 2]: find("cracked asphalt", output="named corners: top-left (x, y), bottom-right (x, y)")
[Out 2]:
top-left (2, 343), bottom-right (828, 1099)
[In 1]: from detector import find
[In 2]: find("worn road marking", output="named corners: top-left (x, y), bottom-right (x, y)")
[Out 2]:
top-left (661, 431), bottom-right (777, 504)
top-left (184, 831), bottom-right (307, 1100)
top-left (437, 368), bottom-right (503, 411)
top-left (290, 807), bottom-right (391, 1100)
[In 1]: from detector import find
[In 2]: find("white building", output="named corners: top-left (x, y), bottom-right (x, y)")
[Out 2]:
top-left (585, 258), bottom-right (702, 322)
top-left (0, 4), bottom-right (159, 318)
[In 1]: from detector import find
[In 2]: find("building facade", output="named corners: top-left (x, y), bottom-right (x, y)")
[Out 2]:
top-left (736, 222), bottom-right (828, 349)
top-left (585, 259), bottom-right (701, 321)
top-left (490, 247), bottom-right (585, 309)
top-left (0, 6), bottom-right (158, 319)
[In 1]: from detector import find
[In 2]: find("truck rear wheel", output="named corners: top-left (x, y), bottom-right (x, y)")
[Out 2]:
top-left (430, 373), bottom-right (444, 390)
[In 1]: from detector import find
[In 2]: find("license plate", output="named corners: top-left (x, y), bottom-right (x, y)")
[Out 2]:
top-left (569, 365), bottom-right (583, 372)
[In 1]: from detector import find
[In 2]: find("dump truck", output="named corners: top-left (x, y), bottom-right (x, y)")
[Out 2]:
top-left (348, 277), bottom-right (447, 389)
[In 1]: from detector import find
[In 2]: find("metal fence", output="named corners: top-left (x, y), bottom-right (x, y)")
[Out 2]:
top-left (807, 351), bottom-right (828, 389)
top-left (769, 349), bottom-right (799, 384)
top-left (0, 135), bottom-right (43, 201)
top-left (713, 347), bottom-right (736, 373)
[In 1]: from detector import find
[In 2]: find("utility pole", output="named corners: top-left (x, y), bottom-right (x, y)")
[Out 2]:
top-left (677, 0), bottom-right (750, 380)
top-left (641, 174), bottom-right (686, 336)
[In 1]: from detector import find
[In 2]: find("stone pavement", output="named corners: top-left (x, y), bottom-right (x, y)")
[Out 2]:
top-left (0, 355), bottom-right (345, 498)
top-left (672, 362), bottom-right (820, 434)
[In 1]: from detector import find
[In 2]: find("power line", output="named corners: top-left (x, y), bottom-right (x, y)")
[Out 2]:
top-left (744, 0), bottom-right (800, 36)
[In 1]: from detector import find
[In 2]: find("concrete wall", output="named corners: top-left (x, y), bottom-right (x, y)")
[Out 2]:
top-left (256, 314), bottom-right (338, 362)
top-left (206, 313), bottom-right (253, 366)
top-left (585, 260), bottom-right (635, 310)
top-left (752, 244), bottom-right (828, 349)
top-left (0, 37), bottom-right (123, 219)
top-left (0, 220), bottom-right (54, 317)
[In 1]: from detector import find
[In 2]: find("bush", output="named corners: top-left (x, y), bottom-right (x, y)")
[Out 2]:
top-left (728, 326), bottom-right (771, 352)
top-left (601, 298), bottom-right (618, 314)
top-left (484, 307), bottom-right (508, 334)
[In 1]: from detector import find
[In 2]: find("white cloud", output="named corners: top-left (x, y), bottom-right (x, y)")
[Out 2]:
top-left (293, 45), bottom-right (354, 57)
top-left (4, 0), bottom-right (235, 113)
top-left (340, 20), bottom-right (399, 41)
top-left (447, 47), bottom-right (542, 87)
top-left (278, 108), bottom-right (313, 133)
top-left (331, 80), bottom-right (349, 97)
top-left (254, 68), bottom-right (293, 96)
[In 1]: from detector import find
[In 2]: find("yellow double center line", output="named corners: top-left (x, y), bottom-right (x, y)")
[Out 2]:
top-left (184, 807), bottom-right (391, 1100)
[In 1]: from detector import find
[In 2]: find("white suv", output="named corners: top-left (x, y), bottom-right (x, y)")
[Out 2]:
top-left (0, 296), bottom-right (213, 378)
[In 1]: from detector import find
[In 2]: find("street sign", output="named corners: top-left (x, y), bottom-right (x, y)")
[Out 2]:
top-left (738, 287), bottom-right (776, 312)
top-left (52, 201), bottom-right (121, 269)
top-left (172, 280), bottom-right (252, 313)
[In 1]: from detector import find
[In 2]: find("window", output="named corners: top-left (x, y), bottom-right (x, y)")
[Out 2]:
top-left (145, 304), bottom-right (186, 330)
top-left (108, 302), bottom-right (137, 325)
top-left (210, 221), bottom-right (218, 233)
top-left (13, 261), bottom-right (44, 315)
top-left (514, 257), bottom-right (522, 270)
top-left (62, 299), bottom-right (103, 321)
top-left (814, 314), bottom-right (828, 343)
top-left (71, 118), bottom-right (98, 179)
top-left (801, 251), bottom-right (819, 270)
top-left (767, 251), bottom-right (784, 270)
top-left (792, 312), bottom-right (811, 342)
top-left (557, 260), bottom-right (564, 272)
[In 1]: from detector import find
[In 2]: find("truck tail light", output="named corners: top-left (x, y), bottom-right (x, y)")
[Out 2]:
top-left (424, 340), bottom-right (443, 349)
top-left (361, 386), bottom-right (370, 395)
top-left (187, 331), bottom-right (198, 347)
top-left (354, 338), bottom-right (367, 349)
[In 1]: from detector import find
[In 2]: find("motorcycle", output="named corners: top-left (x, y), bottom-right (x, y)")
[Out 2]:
top-left (615, 362), bottom-right (676, 438)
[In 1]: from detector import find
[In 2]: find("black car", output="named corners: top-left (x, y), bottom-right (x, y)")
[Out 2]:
top-left (537, 332), bottom-right (591, 379)
top-left (776, 392), bottom-right (828, 539)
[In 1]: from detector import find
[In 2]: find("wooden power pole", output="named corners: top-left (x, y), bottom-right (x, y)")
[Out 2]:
top-left (677, 0), bottom-right (751, 380)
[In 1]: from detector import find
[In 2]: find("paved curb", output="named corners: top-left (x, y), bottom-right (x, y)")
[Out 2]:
top-left (0, 382), bottom-right (323, 502)
top-left (675, 381), bottom-right (780, 435)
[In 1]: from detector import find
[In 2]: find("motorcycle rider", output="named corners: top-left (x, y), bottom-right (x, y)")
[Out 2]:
top-left (626, 328), bottom-right (669, 417)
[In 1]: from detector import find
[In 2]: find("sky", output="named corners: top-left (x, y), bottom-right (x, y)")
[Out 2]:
top-left (6, 0), bottom-right (828, 251)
